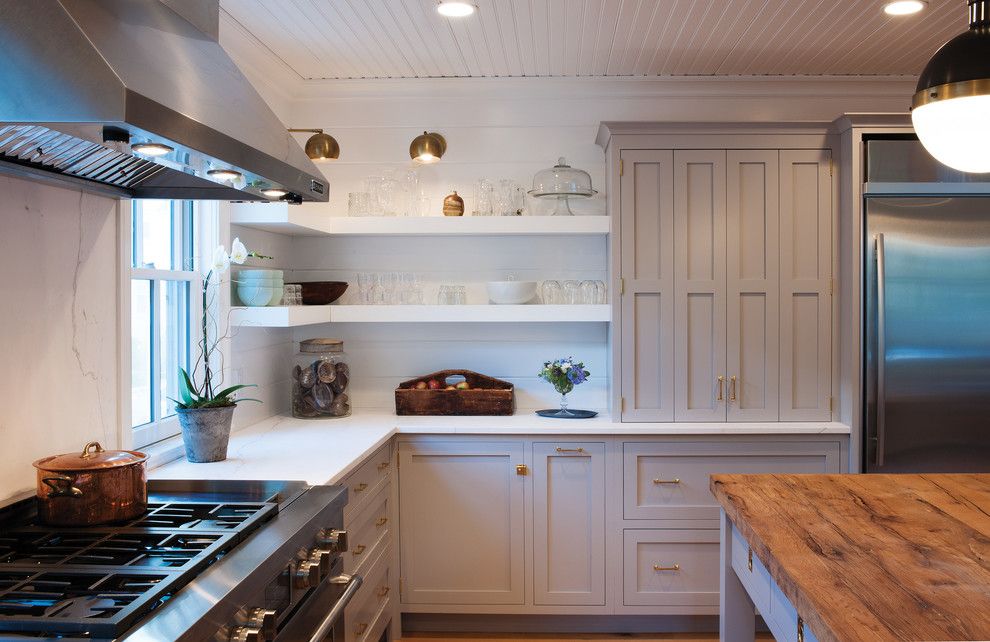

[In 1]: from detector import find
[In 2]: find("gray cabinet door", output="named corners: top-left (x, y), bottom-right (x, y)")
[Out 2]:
top-left (532, 442), bottom-right (606, 606)
top-left (779, 150), bottom-right (833, 420)
top-left (674, 150), bottom-right (727, 422)
top-left (398, 440), bottom-right (526, 604)
top-left (726, 150), bottom-right (780, 421)
top-left (620, 150), bottom-right (676, 421)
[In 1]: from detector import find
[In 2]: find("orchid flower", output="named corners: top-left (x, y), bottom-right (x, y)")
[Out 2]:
top-left (229, 237), bottom-right (248, 265)
top-left (210, 245), bottom-right (230, 274)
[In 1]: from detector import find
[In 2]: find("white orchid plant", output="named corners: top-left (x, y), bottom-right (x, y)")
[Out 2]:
top-left (174, 238), bottom-right (272, 410)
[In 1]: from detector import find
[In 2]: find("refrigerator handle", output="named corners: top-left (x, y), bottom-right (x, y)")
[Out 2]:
top-left (875, 233), bottom-right (887, 467)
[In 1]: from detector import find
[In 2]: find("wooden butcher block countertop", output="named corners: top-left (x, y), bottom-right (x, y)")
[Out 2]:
top-left (710, 473), bottom-right (990, 642)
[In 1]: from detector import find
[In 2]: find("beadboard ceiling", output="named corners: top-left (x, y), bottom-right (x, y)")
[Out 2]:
top-left (219, 0), bottom-right (965, 80)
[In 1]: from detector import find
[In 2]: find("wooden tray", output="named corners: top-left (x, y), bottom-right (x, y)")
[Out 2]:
top-left (395, 370), bottom-right (515, 416)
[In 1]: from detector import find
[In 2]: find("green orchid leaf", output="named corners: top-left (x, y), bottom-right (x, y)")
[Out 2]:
top-left (211, 383), bottom-right (258, 400)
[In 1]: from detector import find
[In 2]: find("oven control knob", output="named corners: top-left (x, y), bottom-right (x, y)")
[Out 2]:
top-left (294, 560), bottom-right (321, 589)
top-left (228, 626), bottom-right (265, 642)
top-left (246, 608), bottom-right (277, 638)
top-left (308, 548), bottom-right (332, 575)
top-left (317, 528), bottom-right (348, 552)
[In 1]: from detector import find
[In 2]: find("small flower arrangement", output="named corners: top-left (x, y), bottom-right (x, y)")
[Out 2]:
top-left (538, 357), bottom-right (590, 397)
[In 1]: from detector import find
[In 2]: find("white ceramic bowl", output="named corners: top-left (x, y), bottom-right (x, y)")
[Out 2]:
top-left (237, 283), bottom-right (274, 307)
top-left (486, 281), bottom-right (537, 305)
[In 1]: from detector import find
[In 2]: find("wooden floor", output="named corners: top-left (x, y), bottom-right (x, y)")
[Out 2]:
top-left (400, 635), bottom-right (774, 641)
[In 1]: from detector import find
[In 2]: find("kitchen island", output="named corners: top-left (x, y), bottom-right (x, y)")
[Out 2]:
top-left (712, 473), bottom-right (990, 642)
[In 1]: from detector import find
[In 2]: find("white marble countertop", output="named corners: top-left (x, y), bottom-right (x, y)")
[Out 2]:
top-left (149, 409), bottom-right (851, 487)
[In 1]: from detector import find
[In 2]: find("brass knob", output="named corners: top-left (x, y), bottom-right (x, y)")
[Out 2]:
top-left (375, 517), bottom-right (388, 527)
top-left (355, 622), bottom-right (369, 636)
top-left (352, 544), bottom-right (367, 556)
top-left (353, 483), bottom-right (368, 493)
top-left (229, 626), bottom-right (264, 642)
top-left (246, 608), bottom-right (277, 638)
top-left (515, 464), bottom-right (528, 475)
top-left (317, 528), bottom-right (348, 552)
top-left (308, 548), bottom-right (332, 575)
top-left (294, 561), bottom-right (320, 589)
top-left (377, 585), bottom-right (390, 598)
top-left (377, 461), bottom-right (390, 471)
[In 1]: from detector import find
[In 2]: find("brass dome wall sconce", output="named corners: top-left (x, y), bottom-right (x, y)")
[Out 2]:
top-left (409, 131), bottom-right (446, 164)
top-left (288, 128), bottom-right (340, 162)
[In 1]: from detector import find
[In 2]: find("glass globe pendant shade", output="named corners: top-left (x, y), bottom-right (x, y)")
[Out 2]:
top-left (911, 0), bottom-right (990, 173)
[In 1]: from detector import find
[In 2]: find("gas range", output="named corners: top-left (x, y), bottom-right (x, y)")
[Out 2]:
top-left (0, 480), bottom-right (356, 642)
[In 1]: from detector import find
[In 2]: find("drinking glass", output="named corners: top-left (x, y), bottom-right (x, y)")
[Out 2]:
top-left (357, 273), bottom-right (374, 304)
top-left (594, 280), bottom-right (607, 304)
top-left (348, 192), bottom-right (371, 217)
top-left (580, 280), bottom-right (598, 305)
top-left (363, 176), bottom-right (383, 216)
top-left (563, 280), bottom-right (581, 305)
top-left (452, 285), bottom-right (467, 305)
top-left (540, 280), bottom-right (562, 304)
top-left (473, 179), bottom-right (494, 216)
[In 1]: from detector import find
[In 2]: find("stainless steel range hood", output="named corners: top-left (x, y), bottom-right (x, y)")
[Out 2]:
top-left (0, 0), bottom-right (328, 202)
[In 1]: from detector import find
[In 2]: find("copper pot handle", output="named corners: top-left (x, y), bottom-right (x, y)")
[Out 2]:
top-left (80, 442), bottom-right (105, 458)
top-left (42, 475), bottom-right (83, 498)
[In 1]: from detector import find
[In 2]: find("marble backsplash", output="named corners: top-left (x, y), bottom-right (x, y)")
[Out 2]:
top-left (0, 175), bottom-right (120, 504)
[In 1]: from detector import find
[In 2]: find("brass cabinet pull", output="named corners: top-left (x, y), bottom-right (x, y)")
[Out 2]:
top-left (653, 477), bottom-right (681, 485)
top-left (555, 447), bottom-right (586, 453)
top-left (353, 483), bottom-right (368, 493)
top-left (729, 375), bottom-right (737, 402)
top-left (717, 375), bottom-right (725, 401)
top-left (377, 462), bottom-right (390, 471)
top-left (515, 464), bottom-right (528, 475)
top-left (653, 563), bottom-right (681, 572)
top-left (352, 544), bottom-right (366, 556)
top-left (377, 585), bottom-right (390, 598)
top-left (375, 517), bottom-right (388, 527)
top-left (355, 622), bottom-right (368, 636)
top-left (748, 548), bottom-right (753, 572)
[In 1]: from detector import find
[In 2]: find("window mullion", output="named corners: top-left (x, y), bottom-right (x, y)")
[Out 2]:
top-left (150, 279), bottom-right (162, 422)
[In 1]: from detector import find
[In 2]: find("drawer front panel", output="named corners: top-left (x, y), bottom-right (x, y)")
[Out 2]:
top-left (622, 529), bottom-right (720, 607)
top-left (346, 546), bottom-right (391, 642)
top-left (730, 523), bottom-right (771, 615)
top-left (344, 489), bottom-right (391, 576)
top-left (344, 443), bottom-right (392, 523)
top-left (623, 441), bottom-right (840, 520)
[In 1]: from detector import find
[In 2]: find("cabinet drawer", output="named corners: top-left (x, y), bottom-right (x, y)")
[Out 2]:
top-left (623, 441), bottom-right (840, 521)
top-left (346, 546), bottom-right (391, 642)
top-left (767, 581), bottom-right (820, 642)
top-left (622, 529), bottom-right (720, 607)
top-left (343, 443), bottom-right (392, 523)
top-left (730, 523), bottom-right (771, 615)
top-left (344, 488), bottom-right (391, 576)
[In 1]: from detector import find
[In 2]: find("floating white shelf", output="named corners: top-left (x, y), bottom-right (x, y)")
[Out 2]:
top-left (230, 305), bottom-right (331, 328)
top-left (231, 304), bottom-right (610, 327)
top-left (230, 203), bottom-right (609, 237)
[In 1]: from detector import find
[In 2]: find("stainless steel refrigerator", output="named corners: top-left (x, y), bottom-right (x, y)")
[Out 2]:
top-left (865, 196), bottom-right (990, 472)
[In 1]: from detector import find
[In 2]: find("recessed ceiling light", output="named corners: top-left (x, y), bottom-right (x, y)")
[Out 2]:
top-left (884, 1), bottom-right (926, 16)
top-left (437, 1), bottom-right (476, 18)
top-left (207, 168), bottom-right (243, 181)
top-left (261, 188), bottom-right (288, 198)
top-left (131, 142), bottom-right (173, 157)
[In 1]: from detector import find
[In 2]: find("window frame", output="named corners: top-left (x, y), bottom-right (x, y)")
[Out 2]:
top-left (128, 200), bottom-right (205, 449)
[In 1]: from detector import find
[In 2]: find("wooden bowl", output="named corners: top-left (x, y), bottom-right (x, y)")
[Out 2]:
top-left (292, 281), bottom-right (348, 305)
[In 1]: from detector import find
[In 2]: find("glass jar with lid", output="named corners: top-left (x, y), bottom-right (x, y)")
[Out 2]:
top-left (291, 338), bottom-right (351, 419)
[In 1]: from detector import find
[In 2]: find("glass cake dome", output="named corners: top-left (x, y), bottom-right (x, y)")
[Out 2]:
top-left (528, 157), bottom-right (597, 216)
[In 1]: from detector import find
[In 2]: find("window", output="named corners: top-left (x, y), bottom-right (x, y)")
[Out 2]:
top-left (130, 200), bottom-right (201, 448)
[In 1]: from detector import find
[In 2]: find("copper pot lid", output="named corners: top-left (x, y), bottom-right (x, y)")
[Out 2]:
top-left (33, 442), bottom-right (148, 472)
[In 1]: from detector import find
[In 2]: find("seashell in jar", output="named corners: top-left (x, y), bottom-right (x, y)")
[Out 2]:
top-left (312, 382), bottom-right (335, 410)
top-left (298, 367), bottom-right (317, 389)
top-left (317, 360), bottom-right (337, 383)
top-left (331, 372), bottom-right (348, 394)
top-left (335, 362), bottom-right (350, 378)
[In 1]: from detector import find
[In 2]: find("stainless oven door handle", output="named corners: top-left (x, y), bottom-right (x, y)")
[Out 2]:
top-left (307, 573), bottom-right (363, 642)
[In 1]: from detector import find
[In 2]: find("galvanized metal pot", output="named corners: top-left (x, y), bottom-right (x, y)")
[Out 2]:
top-left (33, 442), bottom-right (148, 526)
top-left (176, 406), bottom-right (235, 463)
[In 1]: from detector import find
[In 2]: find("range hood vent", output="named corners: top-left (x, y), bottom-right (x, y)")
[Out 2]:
top-left (0, 0), bottom-right (328, 202)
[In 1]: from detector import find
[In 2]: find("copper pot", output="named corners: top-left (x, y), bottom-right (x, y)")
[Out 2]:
top-left (32, 441), bottom-right (148, 526)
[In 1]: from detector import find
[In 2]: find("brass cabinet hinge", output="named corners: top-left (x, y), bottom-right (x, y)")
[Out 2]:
top-left (829, 278), bottom-right (835, 295)
top-left (621, 397), bottom-right (626, 412)
top-left (829, 158), bottom-right (834, 177)
top-left (399, 577), bottom-right (404, 600)
top-left (619, 277), bottom-right (625, 295)
top-left (828, 396), bottom-right (834, 412)
top-left (619, 158), bottom-right (624, 176)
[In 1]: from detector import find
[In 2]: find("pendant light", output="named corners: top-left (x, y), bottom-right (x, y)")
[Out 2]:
top-left (911, 0), bottom-right (990, 173)
top-left (409, 131), bottom-right (447, 164)
top-left (288, 128), bottom-right (340, 162)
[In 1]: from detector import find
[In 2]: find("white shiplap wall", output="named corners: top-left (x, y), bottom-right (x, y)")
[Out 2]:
top-left (226, 74), bottom-right (919, 424)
